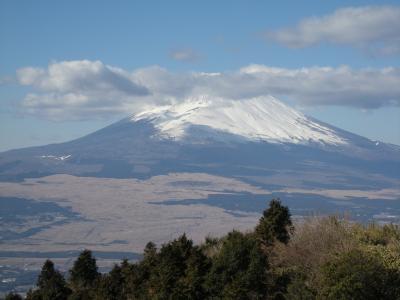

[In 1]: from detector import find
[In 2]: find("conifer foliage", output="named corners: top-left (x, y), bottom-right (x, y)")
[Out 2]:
top-left (255, 198), bottom-right (293, 246)
top-left (69, 249), bottom-right (100, 290)
top-left (7, 199), bottom-right (400, 300)
top-left (26, 260), bottom-right (71, 300)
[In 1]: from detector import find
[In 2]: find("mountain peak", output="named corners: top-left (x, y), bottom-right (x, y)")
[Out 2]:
top-left (131, 95), bottom-right (347, 145)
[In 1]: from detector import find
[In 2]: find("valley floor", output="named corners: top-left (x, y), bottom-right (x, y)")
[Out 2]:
top-left (1, 172), bottom-right (399, 295)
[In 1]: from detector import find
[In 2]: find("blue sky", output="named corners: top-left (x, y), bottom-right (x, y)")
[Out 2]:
top-left (1, 0), bottom-right (400, 151)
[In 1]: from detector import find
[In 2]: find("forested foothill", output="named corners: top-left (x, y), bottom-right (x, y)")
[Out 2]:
top-left (7, 199), bottom-right (400, 300)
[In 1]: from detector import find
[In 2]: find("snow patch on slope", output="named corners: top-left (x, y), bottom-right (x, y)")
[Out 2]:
top-left (40, 155), bottom-right (72, 161)
top-left (132, 95), bottom-right (347, 145)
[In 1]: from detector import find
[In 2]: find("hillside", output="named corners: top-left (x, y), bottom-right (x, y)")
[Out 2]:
top-left (6, 200), bottom-right (400, 300)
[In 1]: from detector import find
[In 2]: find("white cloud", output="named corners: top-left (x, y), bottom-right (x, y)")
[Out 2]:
top-left (17, 60), bottom-right (149, 95)
top-left (236, 65), bottom-right (400, 108)
top-left (132, 64), bottom-right (400, 108)
top-left (16, 60), bottom-right (150, 120)
top-left (169, 48), bottom-right (201, 62)
top-left (265, 5), bottom-right (400, 55)
top-left (16, 67), bottom-right (46, 85)
top-left (16, 60), bottom-right (400, 120)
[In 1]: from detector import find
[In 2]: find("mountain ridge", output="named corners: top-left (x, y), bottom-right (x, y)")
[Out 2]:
top-left (130, 95), bottom-right (348, 145)
top-left (0, 95), bottom-right (399, 184)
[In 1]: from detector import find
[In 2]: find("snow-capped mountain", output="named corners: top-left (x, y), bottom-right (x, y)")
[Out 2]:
top-left (0, 95), bottom-right (399, 185)
top-left (132, 96), bottom-right (347, 145)
top-left (1, 93), bottom-right (399, 266)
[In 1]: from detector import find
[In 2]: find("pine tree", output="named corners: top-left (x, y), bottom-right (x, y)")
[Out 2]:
top-left (69, 249), bottom-right (100, 290)
top-left (26, 260), bottom-right (71, 300)
top-left (94, 264), bottom-right (126, 300)
top-left (153, 234), bottom-right (194, 297)
top-left (255, 198), bottom-right (293, 246)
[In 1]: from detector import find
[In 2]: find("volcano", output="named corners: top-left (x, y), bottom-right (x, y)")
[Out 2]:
top-left (1, 95), bottom-right (400, 292)
top-left (1, 95), bottom-right (399, 185)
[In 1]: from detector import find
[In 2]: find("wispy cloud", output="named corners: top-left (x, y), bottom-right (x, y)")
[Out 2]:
top-left (169, 48), bottom-right (201, 62)
top-left (265, 5), bottom-right (400, 56)
top-left (16, 60), bottom-right (400, 120)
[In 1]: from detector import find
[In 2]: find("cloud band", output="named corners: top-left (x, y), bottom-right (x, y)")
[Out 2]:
top-left (15, 60), bottom-right (400, 120)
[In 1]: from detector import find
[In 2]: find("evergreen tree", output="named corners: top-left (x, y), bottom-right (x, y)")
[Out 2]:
top-left (26, 260), bottom-right (71, 300)
top-left (256, 199), bottom-right (293, 246)
top-left (205, 231), bottom-right (268, 298)
top-left (174, 245), bottom-right (210, 299)
top-left (135, 242), bottom-right (159, 297)
top-left (20, 199), bottom-right (400, 299)
top-left (123, 261), bottom-right (146, 298)
top-left (93, 264), bottom-right (126, 300)
top-left (69, 249), bottom-right (100, 290)
top-left (152, 234), bottom-right (194, 297)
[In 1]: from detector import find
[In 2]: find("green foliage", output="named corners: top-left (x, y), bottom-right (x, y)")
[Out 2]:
top-left (255, 198), bottom-right (293, 246)
top-left (354, 222), bottom-right (400, 245)
top-left (26, 260), bottom-right (71, 300)
top-left (93, 264), bottom-right (127, 300)
top-left (127, 242), bottom-right (158, 297)
top-left (319, 248), bottom-right (400, 300)
top-left (205, 231), bottom-right (268, 299)
top-left (8, 199), bottom-right (400, 300)
top-left (147, 234), bottom-right (209, 299)
top-left (285, 272), bottom-right (316, 300)
top-left (69, 249), bottom-right (99, 290)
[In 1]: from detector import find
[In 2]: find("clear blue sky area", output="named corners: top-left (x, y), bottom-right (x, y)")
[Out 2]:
top-left (1, 0), bottom-right (399, 151)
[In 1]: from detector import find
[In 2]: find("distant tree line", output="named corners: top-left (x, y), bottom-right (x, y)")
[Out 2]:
top-left (6, 199), bottom-right (400, 299)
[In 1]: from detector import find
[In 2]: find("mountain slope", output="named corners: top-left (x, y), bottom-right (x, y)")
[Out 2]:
top-left (1, 99), bottom-right (399, 296)
top-left (0, 96), bottom-right (399, 186)
top-left (132, 96), bottom-right (347, 145)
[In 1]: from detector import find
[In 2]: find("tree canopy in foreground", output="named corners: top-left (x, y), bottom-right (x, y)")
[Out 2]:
top-left (7, 199), bottom-right (400, 300)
